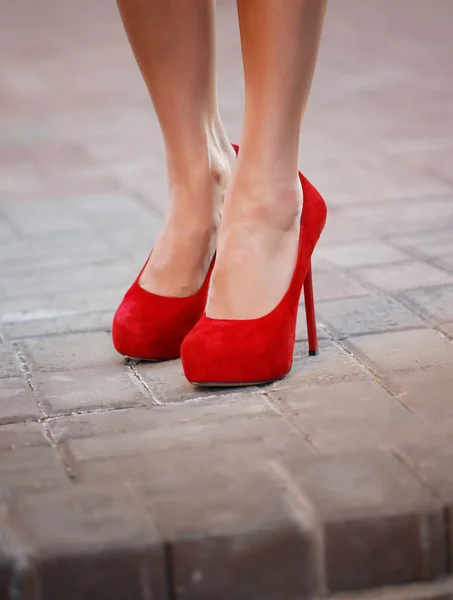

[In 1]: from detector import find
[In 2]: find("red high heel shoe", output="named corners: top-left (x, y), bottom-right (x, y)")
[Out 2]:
top-left (112, 144), bottom-right (239, 361)
top-left (112, 256), bottom-right (214, 360)
top-left (180, 172), bottom-right (327, 385)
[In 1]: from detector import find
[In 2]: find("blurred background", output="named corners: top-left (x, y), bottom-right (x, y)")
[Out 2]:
top-left (1, 0), bottom-right (452, 216)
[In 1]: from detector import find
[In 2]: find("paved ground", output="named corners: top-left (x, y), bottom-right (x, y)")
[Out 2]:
top-left (1, 1), bottom-right (453, 598)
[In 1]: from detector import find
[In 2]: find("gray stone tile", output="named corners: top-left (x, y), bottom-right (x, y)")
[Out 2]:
top-left (345, 198), bottom-right (453, 236)
top-left (389, 366), bottom-right (453, 426)
top-left (0, 286), bottom-right (123, 323)
top-left (69, 416), bottom-right (297, 462)
top-left (279, 449), bottom-right (444, 592)
top-left (317, 295), bottom-right (425, 337)
top-left (0, 199), bottom-right (87, 236)
top-left (299, 270), bottom-right (371, 303)
top-left (2, 310), bottom-right (113, 341)
top-left (403, 284), bottom-right (453, 323)
top-left (0, 377), bottom-right (41, 424)
top-left (0, 445), bottom-right (62, 474)
top-left (0, 232), bottom-right (112, 269)
top-left (49, 393), bottom-right (273, 441)
top-left (344, 328), bottom-right (453, 375)
top-left (20, 331), bottom-right (120, 373)
top-left (0, 344), bottom-right (22, 378)
top-left (317, 241), bottom-right (408, 269)
top-left (274, 379), bottom-right (425, 452)
top-left (32, 366), bottom-right (150, 416)
top-left (269, 339), bottom-right (367, 390)
top-left (357, 261), bottom-right (453, 292)
top-left (14, 484), bottom-right (168, 600)
top-left (0, 422), bottom-right (48, 450)
top-left (0, 259), bottom-right (134, 298)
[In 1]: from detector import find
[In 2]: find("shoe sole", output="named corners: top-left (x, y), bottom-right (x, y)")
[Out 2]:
top-left (118, 353), bottom-right (179, 362)
top-left (190, 374), bottom-right (288, 388)
top-left (189, 351), bottom-right (318, 388)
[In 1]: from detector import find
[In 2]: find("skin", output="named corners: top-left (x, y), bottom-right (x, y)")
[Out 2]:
top-left (116, 0), bottom-right (235, 297)
top-left (116, 0), bottom-right (327, 318)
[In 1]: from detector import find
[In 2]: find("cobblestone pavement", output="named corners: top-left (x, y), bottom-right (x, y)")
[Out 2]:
top-left (1, 1), bottom-right (453, 598)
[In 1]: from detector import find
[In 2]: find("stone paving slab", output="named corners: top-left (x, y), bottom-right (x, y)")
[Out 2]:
top-left (331, 579), bottom-right (453, 600)
top-left (1, 0), bottom-right (453, 598)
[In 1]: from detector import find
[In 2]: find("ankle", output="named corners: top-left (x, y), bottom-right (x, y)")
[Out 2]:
top-left (165, 115), bottom-right (234, 186)
top-left (207, 114), bottom-right (236, 183)
top-left (228, 174), bottom-right (303, 230)
top-left (165, 120), bottom-right (235, 225)
top-left (237, 132), bottom-right (300, 181)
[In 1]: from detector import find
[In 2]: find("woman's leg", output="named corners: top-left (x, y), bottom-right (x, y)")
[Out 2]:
top-left (116, 0), bottom-right (235, 296)
top-left (207, 0), bottom-right (327, 318)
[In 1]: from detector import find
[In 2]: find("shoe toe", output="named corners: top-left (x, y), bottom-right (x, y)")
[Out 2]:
top-left (181, 317), bottom-right (292, 385)
top-left (112, 299), bottom-right (180, 360)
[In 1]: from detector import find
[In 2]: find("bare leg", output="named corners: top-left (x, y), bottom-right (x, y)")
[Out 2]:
top-left (207, 0), bottom-right (327, 318)
top-left (117, 0), bottom-right (235, 296)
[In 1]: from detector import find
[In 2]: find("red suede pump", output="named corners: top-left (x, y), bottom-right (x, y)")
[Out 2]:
top-left (112, 144), bottom-right (239, 361)
top-left (112, 256), bottom-right (214, 360)
top-left (181, 172), bottom-right (327, 385)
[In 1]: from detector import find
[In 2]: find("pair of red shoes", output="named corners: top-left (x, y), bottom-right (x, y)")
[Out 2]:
top-left (112, 149), bottom-right (327, 386)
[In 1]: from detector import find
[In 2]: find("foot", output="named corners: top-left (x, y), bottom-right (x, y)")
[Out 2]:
top-left (139, 129), bottom-right (235, 298)
top-left (206, 172), bottom-right (303, 319)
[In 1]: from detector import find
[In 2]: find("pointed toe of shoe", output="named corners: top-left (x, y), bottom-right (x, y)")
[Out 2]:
top-left (112, 306), bottom-right (174, 360)
top-left (112, 294), bottom-right (187, 360)
top-left (112, 267), bottom-right (213, 360)
top-left (180, 319), bottom-right (231, 384)
top-left (112, 305), bottom-right (142, 358)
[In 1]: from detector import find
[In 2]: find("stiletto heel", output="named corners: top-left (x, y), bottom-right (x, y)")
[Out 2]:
top-left (181, 169), bottom-right (327, 386)
top-left (303, 262), bottom-right (318, 357)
